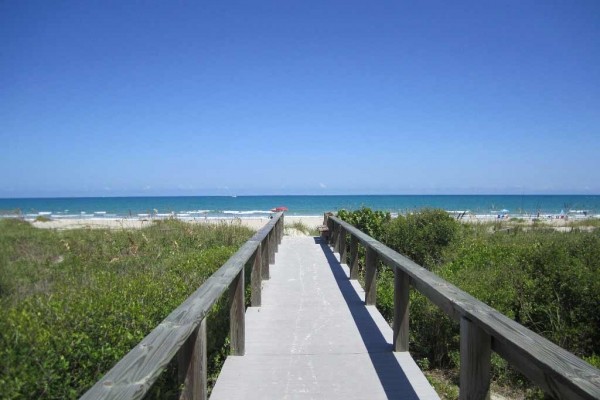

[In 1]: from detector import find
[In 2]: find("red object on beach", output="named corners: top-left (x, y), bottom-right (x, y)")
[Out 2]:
top-left (271, 206), bottom-right (288, 212)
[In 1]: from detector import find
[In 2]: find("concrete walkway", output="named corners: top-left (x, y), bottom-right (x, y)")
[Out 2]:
top-left (210, 236), bottom-right (440, 399)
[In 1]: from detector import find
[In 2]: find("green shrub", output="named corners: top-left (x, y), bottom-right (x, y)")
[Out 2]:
top-left (336, 208), bottom-right (600, 397)
top-left (382, 208), bottom-right (460, 268)
top-left (337, 207), bottom-right (391, 239)
top-left (0, 219), bottom-right (254, 399)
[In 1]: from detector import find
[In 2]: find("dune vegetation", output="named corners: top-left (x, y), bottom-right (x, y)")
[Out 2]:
top-left (0, 218), bottom-right (254, 399)
top-left (337, 208), bottom-right (600, 399)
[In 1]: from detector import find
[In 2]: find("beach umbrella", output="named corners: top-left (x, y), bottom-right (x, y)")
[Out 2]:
top-left (271, 206), bottom-right (288, 212)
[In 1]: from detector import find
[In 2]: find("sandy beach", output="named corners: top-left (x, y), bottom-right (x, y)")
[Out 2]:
top-left (31, 216), bottom-right (325, 232)
top-left (27, 213), bottom-right (598, 233)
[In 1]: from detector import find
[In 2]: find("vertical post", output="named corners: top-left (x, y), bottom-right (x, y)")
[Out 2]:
top-left (333, 223), bottom-right (341, 253)
top-left (364, 247), bottom-right (377, 305)
top-left (261, 236), bottom-right (270, 280)
top-left (251, 244), bottom-right (262, 307)
top-left (393, 268), bottom-right (409, 352)
top-left (178, 318), bottom-right (207, 400)
top-left (273, 219), bottom-right (280, 253)
top-left (349, 235), bottom-right (359, 279)
top-left (459, 317), bottom-right (491, 400)
top-left (279, 214), bottom-right (284, 242)
top-left (269, 231), bottom-right (275, 264)
top-left (338, 227), bottom-right (347, 263)
top-left (230, 269), bottom-right (245, 355)
top-left (327, 217), bottom-right (334, 245)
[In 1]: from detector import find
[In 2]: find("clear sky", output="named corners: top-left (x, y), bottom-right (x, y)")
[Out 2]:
top-left (1, 1), bottom-right (599, 197)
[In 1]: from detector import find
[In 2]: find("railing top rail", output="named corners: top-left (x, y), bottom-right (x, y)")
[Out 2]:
top-left (81, 212), bottom-right (283, 400)
top-left (329, 215), bottom-right (600, 400)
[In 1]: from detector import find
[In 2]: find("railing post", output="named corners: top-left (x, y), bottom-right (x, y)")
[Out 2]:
top-left (364, 247), bottom-right (377, 305)
top-left (178, 318), bottom-right (207, 400)
top-left (229, 269), bottom-right (245, 355)
top-left (338, 227), bottom-right (346, 263)
top-left (279, 214), bottom-right (284, 243)
top-left (251, 244), bottom-right (262, 307)
top-left (327, 217), bottom-right (334, 245)
top-left (333, 223), bottom-right (341, 253)
top-left (349, 235), bottom-right (359, 279)
top-left (269, 231), bottom-right (275, 264)
top-left (273, 220), bottom-right (280, 254)
top-left (261, 236), bottom-right (270, 280)
top-left (393, 268), bottom-right (409, 352)
top-left (460, 316), bottom-right (491, 400)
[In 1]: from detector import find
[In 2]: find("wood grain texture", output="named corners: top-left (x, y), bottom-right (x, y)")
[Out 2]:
top-left (327, 217), bottom-right (334, 245)
top-left (333, 223), bottom-right (340, 252)
top-left (329, 215), bottom-right (600, 400)
top-left (393, 268), bottom-right (409, 352)
top-left (338, 227), bottom-right (347, 264)
top-left (349, 235), bottom-right (359, 280)
top-left (364, 247), bottom-right (377, 306)
top-left (268, 231), bottom-right (275, 264)
top-left (261, 236), bottom-right (270, 280)
top-left (177, 319), bottom-right (207, 400)
top-left (230, 270), bottom-right (245, 356)
top-left (80, 214), bottom-right (283, 400)
top-left (250, 246), bottom-right (262, 307)
top-left (460, 317), bottom-right (491, 400)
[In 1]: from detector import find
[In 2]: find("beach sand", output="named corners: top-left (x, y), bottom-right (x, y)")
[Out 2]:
top-left (31, 216), bottom-right (325, 233)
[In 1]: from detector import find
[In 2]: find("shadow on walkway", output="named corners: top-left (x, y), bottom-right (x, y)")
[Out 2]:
top-left (315, 237), bottom-right (420, 400)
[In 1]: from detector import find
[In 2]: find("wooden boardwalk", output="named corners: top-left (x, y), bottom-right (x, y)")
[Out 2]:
top-left (211, 236), bottom-right (439, 400)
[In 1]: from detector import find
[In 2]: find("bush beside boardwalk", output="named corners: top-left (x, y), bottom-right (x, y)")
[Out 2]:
top-left (337, 208), bottom-right (600, 399)
top-left (0, 218), bottom-right (254, 399)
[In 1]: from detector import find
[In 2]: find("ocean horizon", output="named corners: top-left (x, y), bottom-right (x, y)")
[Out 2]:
top-left (1, 195), bottom-right (600, 220)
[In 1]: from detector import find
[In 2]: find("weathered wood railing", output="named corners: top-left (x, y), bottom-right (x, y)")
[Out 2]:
top-left (81, 213), bottom-right (284, 400)
top-left (327, 215), bottom-right (600, 400)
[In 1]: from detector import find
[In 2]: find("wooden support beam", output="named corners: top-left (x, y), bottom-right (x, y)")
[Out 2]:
top-left (393, 268), bottom-right (409, 352)
top-left (349, 235), bottom-right (359, 280)
top-left (229, 270), bottom-right (245, 356)
top-left (268, 231), bottom-right (275, 265)
top-left (364, 247), bottom-right (377, 305)
top-left (261, 236), bottom-right (270, 280)
top-left (250, 245), bottom-right (262, 307)
top-left (338, 227), bottom-right (346, 263)
top-left (460, 316), bottom-right (491, 400)
top-left (274, 220), bottom-right (280, 253)
top-left (333, 224), bottom-right (341, 253)
top-left (279, 216), bottom-right (284, 243)
top-left (178, 319), bottom-right (207, 400)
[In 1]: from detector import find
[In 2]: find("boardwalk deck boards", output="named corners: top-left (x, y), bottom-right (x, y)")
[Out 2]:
top-left (210, 237), bottom-right (439, 400)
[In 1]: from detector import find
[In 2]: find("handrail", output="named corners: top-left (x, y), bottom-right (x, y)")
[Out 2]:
top-left (81, 212), bottom-right (284, 400)
top-left (328, 215), bottom-right (600, 400)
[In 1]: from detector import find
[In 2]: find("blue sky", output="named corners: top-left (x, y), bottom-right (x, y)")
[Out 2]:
top-left (1, 1), bottom-right (599, 197)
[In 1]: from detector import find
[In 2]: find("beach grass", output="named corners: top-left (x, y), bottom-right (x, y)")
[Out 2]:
top-left (0, 218), bottom-right (254, 399)
top-left (285, 220), bottom-right (319, 236)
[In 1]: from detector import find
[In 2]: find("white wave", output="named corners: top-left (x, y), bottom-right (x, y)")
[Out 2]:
top-left (223, 210), bottom-right (272, 215)
top-left (94, 211), bottom-right (107, 215)
top-left (38, 211), bottom-right (52, 215)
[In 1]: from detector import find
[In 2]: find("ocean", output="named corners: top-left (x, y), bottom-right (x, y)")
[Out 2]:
top-left (1, 195), bottom-right (599, 220)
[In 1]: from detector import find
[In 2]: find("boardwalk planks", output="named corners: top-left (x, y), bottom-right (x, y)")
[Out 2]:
top-left (80, 213), bottom-right (283, 400)
top-left (328, 215), bottom-right (600, 400)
